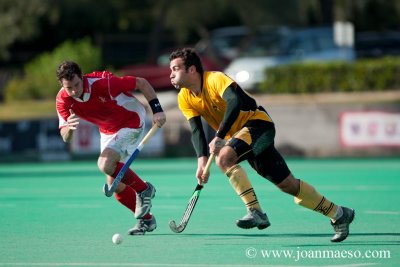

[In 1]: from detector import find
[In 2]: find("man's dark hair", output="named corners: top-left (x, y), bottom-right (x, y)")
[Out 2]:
top-left (169, 48), bottom-right (204, 74)
top-left (56, 61), bottom-right (83, 82)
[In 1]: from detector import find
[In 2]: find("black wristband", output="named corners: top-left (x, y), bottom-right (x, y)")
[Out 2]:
top-left (149, 98), bottom-right (163, 114)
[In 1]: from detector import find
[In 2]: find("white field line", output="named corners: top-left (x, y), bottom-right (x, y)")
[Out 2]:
top-left (0, 262), bottom-right (379, 267)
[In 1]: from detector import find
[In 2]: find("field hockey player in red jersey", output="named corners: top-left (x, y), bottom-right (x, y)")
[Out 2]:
top-left (56, 61), bottom-right (166, 235)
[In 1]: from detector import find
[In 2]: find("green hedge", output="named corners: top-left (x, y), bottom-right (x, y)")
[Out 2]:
top-left (259, 57), bottom-right (400, 93)
top-left (4, 38), bottom-right (101, 102)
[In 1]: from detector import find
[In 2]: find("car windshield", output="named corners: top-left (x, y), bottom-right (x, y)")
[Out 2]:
top-left (239, 29), bottom-right (291, 57)
top-left (212, 34), bottom-right (247, 53)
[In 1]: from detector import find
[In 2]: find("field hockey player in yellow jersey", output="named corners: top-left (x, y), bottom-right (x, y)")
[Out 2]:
top-left (169, 48), bottom-right (355, 242)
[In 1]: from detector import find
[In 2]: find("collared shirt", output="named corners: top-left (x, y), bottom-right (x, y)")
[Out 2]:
top-left (56, 71), bottom-right (146, 135)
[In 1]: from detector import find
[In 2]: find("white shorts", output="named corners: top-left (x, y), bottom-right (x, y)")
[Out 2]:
top-left (100, 127), bottom-right (144, 162)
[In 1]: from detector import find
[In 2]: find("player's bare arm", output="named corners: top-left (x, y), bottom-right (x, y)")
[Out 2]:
top-left (135, 77), bottom-right (166, 127)
top-left (60, 110), bottom-right (80, 143)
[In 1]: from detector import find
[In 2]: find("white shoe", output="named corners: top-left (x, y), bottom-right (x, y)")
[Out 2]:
top-left (236, 208), bottom-right (271, 230)
top-left (331, 206), bottom-right (355, 242)
top-left (128, 215), bottom-right (157, 235)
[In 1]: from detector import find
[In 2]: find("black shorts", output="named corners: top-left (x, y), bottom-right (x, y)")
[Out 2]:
top-left (226, 120), bottom-right (291, 184)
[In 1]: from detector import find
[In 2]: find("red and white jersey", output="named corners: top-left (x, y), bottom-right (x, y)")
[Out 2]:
top-left (56, 71), bottom-right (146, 135)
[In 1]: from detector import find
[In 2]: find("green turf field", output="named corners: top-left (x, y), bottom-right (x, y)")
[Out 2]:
top-left (0, 158), bottom-right (399, 267)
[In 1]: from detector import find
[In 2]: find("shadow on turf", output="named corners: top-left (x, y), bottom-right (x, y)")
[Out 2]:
top-left (152, 232), bottom-right (400, 245)
top-left (152, 232), bottom-right (400, 239)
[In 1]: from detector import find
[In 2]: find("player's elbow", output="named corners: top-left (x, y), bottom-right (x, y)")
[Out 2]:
top-left (135, 77), bottom-right (151, 90)
top-left (136, 77), bottom-right (156, 95)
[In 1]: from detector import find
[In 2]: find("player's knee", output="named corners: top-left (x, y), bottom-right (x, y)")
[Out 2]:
top-left (97, 156), bottom-right (115, 176)
top-left (216, 151), bottom-right (236, 171)
top-left (97, 157), bottom-right (106, 173)
top-left (276, 175), bottom-right (299, 196)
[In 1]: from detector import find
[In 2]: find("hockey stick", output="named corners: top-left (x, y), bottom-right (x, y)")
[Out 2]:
top-left (103, 124), bottom-right (159, 197)
top-left (169, 154), bottom-right (215, 233)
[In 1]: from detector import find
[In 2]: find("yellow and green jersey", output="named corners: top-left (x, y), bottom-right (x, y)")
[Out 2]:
top-left (178, 71), bottom-right (272, 139)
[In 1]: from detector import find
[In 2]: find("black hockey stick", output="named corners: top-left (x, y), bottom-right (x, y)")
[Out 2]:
top-left (169, 154), bottom-right (215, 233)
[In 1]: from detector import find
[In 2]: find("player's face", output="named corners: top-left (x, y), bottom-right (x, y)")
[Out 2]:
top-left (169, 58), bottom-right (189, 90)
top-left (61, 74), bottom-right (83, 98)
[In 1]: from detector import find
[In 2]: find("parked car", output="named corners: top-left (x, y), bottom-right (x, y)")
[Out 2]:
top-left (355, 31), bottom-right (400, 59)
top-left (195, 26), bottom-right (250, 67)
top-left (224, 26), bottom-right (355, 91)
top-left (195, 25), bottom-right (287, 68)
top-left (119, 50), bottom-right (221, 91)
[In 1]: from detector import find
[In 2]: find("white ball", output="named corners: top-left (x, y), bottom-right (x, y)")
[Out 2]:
top-left (112, 233), bottom-right (123, 245)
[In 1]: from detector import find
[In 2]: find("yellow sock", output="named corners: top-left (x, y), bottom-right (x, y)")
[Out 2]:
top-left (294, 180), bottom-right (338, 218)
top-left (225, 165), bottom-right (261, 211)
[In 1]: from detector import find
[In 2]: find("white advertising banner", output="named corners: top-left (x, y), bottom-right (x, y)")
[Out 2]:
top-left (71, 120), bottom-right (101, 154)
top-left (340, 111), bottom-right (400, 147)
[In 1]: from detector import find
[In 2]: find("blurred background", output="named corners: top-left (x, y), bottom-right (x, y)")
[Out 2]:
top-left (0, 0), bottom-right (399, 162)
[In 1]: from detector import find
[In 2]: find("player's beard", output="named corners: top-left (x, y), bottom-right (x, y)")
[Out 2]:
top-left (171, 80), bottom-right (181, 90)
